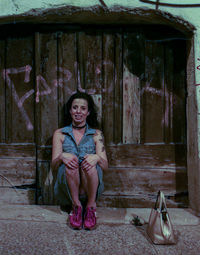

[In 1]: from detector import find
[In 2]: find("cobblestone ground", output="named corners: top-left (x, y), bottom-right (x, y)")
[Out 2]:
top-left (0, 220), bottom-right (200, 255)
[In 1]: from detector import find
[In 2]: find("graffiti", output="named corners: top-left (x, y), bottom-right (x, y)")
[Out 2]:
top-left (2, 65), bottom-right (75, 130)
top-left (2, 66), bottom-right (34, 131)
top-left (36, 75), bottom-right (52, 103)
top-left (140, 0), bottom-right (200, 8)
top-left (1, 62), bottom-right (107, 130)
top-left (1, 58), bottom-right (183, 131)
top-left (141, 86), bottom-right (162, 96)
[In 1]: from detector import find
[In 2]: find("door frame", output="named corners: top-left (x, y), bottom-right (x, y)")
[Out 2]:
top-left (0, 6), bottom-right (199, 214)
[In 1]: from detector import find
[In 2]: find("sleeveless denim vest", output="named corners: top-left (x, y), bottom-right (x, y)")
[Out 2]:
top-left (54, 123), bottom-right (104, 205)
top-left (62, 123), bottom-right (96, 164)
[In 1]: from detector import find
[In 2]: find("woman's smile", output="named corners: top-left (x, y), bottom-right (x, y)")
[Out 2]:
top-left (75, 115), bottom-right (82, 120)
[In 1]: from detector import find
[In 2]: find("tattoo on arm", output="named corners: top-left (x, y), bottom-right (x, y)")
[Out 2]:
top-left (99, 138), bottom-right (103, 143)
top-left (99, 132), bottom-right (105, 144)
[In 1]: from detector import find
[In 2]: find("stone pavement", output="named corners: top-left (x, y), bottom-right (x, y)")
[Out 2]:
top-left (0, 205), bottom-right (200, 255)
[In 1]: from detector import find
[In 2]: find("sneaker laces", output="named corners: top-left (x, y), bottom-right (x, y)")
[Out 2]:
top-left (86, 208), bottom-right (96, 223)
top-left (71, 206), bottom-right (81, 220)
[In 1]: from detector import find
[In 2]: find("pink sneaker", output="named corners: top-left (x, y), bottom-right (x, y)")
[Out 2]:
top-left (69, 206), bottom-right (82, 229)
top-left (83, 207), bottom-right (97, 230)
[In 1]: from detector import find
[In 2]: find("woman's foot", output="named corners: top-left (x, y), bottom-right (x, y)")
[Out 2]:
top-left (69, 206), bottom-right (82, 229)
top-left (83, 207), bottom-right (97, 230)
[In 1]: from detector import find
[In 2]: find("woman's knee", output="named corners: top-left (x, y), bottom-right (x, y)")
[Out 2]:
top-left (65, 166), bottom-right (79, 178)
top-left (81, 166), bottom-right (98, 178)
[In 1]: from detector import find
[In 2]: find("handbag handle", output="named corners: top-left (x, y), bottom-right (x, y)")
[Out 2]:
top-left (154, 190), bottom-right (167, 212)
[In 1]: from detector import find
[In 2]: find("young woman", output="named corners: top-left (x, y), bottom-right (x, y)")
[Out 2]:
top-left (52, 92), bottom-right (108, 230)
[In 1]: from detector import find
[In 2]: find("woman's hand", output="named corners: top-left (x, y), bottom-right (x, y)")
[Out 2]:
top-left (62, 152), bottom-right (79, 169)
top-left (81, 154), bottom-right (100, 172)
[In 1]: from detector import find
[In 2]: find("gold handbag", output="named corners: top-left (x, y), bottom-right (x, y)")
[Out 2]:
top-left (147, 191), bottom-right (177, 245)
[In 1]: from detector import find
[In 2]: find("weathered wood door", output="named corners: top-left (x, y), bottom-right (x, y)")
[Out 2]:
top-left (0, 25), bottom-right (187, 207)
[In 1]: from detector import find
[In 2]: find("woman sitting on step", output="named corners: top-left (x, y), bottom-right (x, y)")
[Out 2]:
top-left (52, 92), bottom-right (108, 230)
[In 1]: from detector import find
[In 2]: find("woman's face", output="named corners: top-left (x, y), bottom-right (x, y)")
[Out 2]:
top-left (70, 98), bottom-right (89, 126)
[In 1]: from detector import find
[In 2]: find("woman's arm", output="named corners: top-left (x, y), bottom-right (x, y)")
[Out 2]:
top-left (79, 130), bottom-right (108, 172)
top-left (93, 130), bottom-right (108, 171)
top-left (52, 129), bottom-right (64, 172)
top-left (52, 129), bottom-right (79, 172)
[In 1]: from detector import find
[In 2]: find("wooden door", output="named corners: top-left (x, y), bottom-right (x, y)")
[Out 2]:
top-left (0, 24), bottom-right (187, 207)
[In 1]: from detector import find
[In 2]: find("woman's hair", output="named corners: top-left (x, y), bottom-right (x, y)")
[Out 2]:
top-left (64, 91), bottom-right (100, 129)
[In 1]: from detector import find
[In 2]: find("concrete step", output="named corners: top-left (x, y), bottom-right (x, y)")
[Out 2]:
top-left (0, 205), bottom-right (199, 226)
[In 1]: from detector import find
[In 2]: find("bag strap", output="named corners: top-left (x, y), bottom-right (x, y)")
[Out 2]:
top-left (154, 190), bottom-right (160, 209)
top-left (160, 191), bottom-right (168, 212)
top-left (154, 190), bottom-right (167, 212)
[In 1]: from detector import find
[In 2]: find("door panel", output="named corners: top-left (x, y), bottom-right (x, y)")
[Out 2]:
top-left (100, 27), bottom-right (187, 207)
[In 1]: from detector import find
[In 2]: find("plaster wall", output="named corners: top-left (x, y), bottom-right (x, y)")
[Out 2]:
top-left (0, 0), bottom-right (200, 212)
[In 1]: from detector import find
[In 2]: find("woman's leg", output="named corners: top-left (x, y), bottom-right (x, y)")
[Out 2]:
top-left (80, 166), bottom-right (99, 230)
top-left (65, 166), bottom-right (81, 207)
top-left (80, 166), bottom-right (99, 208)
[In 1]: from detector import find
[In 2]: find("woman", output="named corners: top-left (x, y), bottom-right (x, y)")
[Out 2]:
top-left (52, 92), bottom-right (108, 230)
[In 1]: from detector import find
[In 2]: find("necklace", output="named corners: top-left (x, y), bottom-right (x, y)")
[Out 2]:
top-left (72, 123), bottom-right (86, 130)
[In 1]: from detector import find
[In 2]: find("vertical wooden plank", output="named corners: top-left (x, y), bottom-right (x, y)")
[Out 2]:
top-left (0, 39), bottom-right (5, 142)
top-left (57, 31), bottom-right (78, 127)
top-left (142, 40), bottom-right (165, 143)
top-left (102, 32), bottom-right (115, 144)
top-left (85, 31), bottom-right (102, 94)
top-left (5, 36), bottom-right (34, 143)
top-left (77, 31), bottom-right (86, 91)
top-left (35, 32), bottom-right (58, 146)
top-left (35, 32), bottom-right (41, 145)
top-left (164, 44), bottom-right (174, 143)
top-left (123, 67), bottom-right (140, 144)
top-left (114, 33), bottom-right (123, 144)
top-left (5, 38), bottom-right (12, 143)
top-left (186, 37), bottom-right (200, 213)
top-left (123, 32), bottom-right (143, 144)
top-left (92, 94), bottom-right (102, 127)
top-left (172, 40), bottom-right (186, 144)
top-left (35, 32), bottom-right (58, 205)
top-left (77, 30), bottom-right (102, 94)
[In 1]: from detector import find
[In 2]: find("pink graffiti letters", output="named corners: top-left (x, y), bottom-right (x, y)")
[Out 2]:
top-left (1, 64), bottom-right (99, 131)
top-left (2, 65), bottom-right (34, 130)
top-left (2, 60), bottom-right (172, 131)
top-left (36, 75), bottom-right (52, 103)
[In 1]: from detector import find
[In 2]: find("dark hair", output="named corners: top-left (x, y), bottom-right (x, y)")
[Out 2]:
top-left (64, 92), bottom-right (100, 129)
